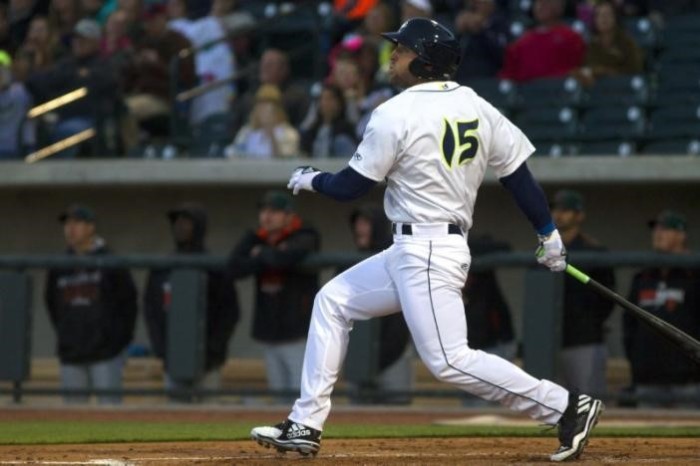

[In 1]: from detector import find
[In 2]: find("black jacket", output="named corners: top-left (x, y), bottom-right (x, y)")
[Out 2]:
top-left (346, 205), bottom-right (411, 371)
top-left (228, 216), bottom-right (320, 343)
top-left (25, 52), bottom-right (119, 120)
top-left (144, 206), bottom-right (239, 372)
top-left (464, 235), bottom-right (515, 349)
top-left (45, 240), bottom-right (138, 364)
top-left (562, 233), bottom-right (616, 347)
top-left (625, 266), bottom-right (700, 385)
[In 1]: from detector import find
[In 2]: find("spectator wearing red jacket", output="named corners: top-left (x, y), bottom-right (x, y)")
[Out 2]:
top-left (499, 0), bottom-right (585, 83)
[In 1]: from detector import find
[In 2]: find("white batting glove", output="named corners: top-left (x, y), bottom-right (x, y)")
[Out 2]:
top-left (536, 229), bottom-right (567, 272)
top-left (287, 166), bottom-right (321, 195)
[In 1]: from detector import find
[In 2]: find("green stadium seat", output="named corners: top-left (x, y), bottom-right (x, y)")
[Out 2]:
top-left (582, 75), bottom-right (649, 108)
top-left (645, 104), bottom-right (700, 141)
top-left (515, 77), bottom-right (582, 109)
top-left (578, 105), bottom-right (646, 142)
top-left (624, 17), bottom-right (659, 52)
top-left (578, 141), bottom-right (637, 156)
top-left (531, 142), bottom-right (579, 157)
top-left (464, 78), bottom-right (517, 113)
top-left (188, 113), bottom-right (233, 158)
top-left (513, 106), bottom-right (578, 142)
top-left (641, 139), bottom-right (700, 156)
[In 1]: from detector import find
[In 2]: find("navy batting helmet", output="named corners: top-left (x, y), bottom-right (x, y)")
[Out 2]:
top-left (381, 18), bottom-right (460, 80)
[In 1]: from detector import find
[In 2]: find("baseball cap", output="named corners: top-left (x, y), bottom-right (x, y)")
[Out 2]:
top-left (550, 189), bottom-right (584, 212)
top-left (73, 18), bottom-right (102, 40)
top-left (58, 204), bottom-right (96, 223)
top-left (648, 210), bottom-right (687, 231)
top-left (258, 190), bottom-right (293, 212)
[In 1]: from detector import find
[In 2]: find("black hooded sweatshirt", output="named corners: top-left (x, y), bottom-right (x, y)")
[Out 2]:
top-left (45, 238), bottom-right (138, 364)
top-left (346, 205), bottom-right (411, 371)
top-left (144, 205), bottom-right (240, 372)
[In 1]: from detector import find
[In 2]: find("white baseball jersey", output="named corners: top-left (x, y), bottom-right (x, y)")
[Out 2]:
top-left (349, 81), bottom-right (534, 232)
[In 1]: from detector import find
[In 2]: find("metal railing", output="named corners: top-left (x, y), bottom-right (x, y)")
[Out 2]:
top-left (1, 250), bottom-right (699, 405)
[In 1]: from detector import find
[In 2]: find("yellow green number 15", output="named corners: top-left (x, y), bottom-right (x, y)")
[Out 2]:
top-left (441, 118), bottom-right (480, 169)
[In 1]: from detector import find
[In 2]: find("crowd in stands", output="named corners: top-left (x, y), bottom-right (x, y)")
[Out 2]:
top-left (1, 0), bottom-right (699, 160)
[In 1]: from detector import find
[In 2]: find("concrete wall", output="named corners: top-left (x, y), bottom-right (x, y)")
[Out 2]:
top-left (1, 159), bottom-right (699, 361)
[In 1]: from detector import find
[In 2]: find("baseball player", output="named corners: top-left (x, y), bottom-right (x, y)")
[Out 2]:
top-left (252, 18), bottom-right (603, 462)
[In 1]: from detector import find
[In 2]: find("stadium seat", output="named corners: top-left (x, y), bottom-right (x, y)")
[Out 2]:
top-left (515, 77), bottom-right (582, 109)
top-left (188, 113), bottom-right (233, 158)
top-left (623, 17), bottom-right (659, 53)
top-left (662, 15), bottom-right (700, 47)
top-left (513, 106), bottom-right (578, 143)
top-left (640, 139), bottom-right (700, 156)
top-left (582, 75), bottom-right (649, 108)
top-left (645, 104), bottom-right (700, 141)
top-left (464, 78), bottom-right (516, 113)
top-left (652, 64), bottom-right (700, 105)
top-left (531, 142), bottom-right (578, 157)
top-left (578, 105), bottom-right (645, 142)
top-left (578, 141), bottom-right (637, 157)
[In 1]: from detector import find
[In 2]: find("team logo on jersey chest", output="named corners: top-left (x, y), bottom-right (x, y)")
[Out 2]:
top-left (441, 118), bottom-right (480, 169)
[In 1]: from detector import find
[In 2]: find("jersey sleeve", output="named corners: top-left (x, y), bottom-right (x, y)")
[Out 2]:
top-left (348, 105), bottom-right (401, 182)
top-left (487, 110), bottom-right (536, 179)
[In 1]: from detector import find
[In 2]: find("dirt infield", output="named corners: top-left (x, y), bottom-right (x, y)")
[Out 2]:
top-left (1, 437), bottom-right (699, 465)
top-left (1, 407), bottom-right (699, 465)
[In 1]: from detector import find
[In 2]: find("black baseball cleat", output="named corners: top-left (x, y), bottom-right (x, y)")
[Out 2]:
top-left (550, 393), bottom-right (604, 462)
top-left (251, 419), bottom-right (321, 456)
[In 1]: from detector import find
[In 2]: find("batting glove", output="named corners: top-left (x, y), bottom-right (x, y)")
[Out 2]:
top-left (536, 229), bottom-right (567, 272)
top-left (287, 166), bottom-right (321, 195)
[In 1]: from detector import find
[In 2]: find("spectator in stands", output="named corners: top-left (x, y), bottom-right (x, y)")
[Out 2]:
top-left (6, 0), bottom-right (35, 52)
top-left (327, 53), bottom-right (365, 125)
top-left (624, 210), bottom-right (700, 408)
top-left (454, 0), bottom-right (511, 82)
top-left (301, 83), bottom-right (357, 158)
top-left (25, 18), bottom-right (120, 159)
top-left (345, 204), bottom-right (413, 404)
top-left (122, 3), bottom-right (194, 141)
top-left (359, 1), bottom-right (397, 82)
top-left (49, 0), bottom-right (84, 48)
top-left (401, 0), bottom-right (433, 22)
top-left (144, 202), bottom-right (239, 402)
top-left (101, 9), bottom-right (131, 59)
top-left (461, 233), bottom-right (517, 405)
top-left (227, 191), bottom-right (320, 403)
top-left (0, 50), bottom-right (34, 159)
top-left (167, 0), bottom-right (236, 125)
top-left (230, 48), bottom-right (310, 135)
top-left (551, 190), bottom-right (615, 397)
top-left (572, 0), bottom-right (643, 87)
top-left (16, 16), bottom-right (66, 75)
top-left (226, 84), bottom-right (300, 159)
top-left (499, 0), bottom-right (585, 82)
top-left (117, 0), bottom-right (143, 25)
top-left (45, 204), bottom-right (138, 405)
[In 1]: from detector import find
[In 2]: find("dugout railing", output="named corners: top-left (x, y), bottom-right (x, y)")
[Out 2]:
top-left (0, 251), bottom-right (698, 405)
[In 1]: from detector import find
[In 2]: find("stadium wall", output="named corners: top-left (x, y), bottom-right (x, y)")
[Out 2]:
top-left (1, 157), bottom-right (699, 359)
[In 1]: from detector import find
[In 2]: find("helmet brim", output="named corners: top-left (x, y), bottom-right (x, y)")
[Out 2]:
top-left (380, 31), bottom-right (401, 44)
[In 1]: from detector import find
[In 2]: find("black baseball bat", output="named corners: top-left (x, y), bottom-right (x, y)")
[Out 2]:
top-left (565, 264), bottom-right (700, 365)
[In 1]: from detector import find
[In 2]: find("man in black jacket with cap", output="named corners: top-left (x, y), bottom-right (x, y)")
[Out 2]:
top-left (551, 190), bottom-right (615, 397)
top-left (228, 191), bottom-right (320, 403)
top-left (45, 204), bottom-right (137, 404)
top-left (144, 202), bottom-right (239, 401)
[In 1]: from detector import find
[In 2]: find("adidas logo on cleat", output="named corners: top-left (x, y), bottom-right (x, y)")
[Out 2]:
top-left (286, 423), bottom-right (311, 439)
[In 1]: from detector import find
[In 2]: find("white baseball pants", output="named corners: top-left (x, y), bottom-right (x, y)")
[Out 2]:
top-left (290, 224), bottom-right (568, 431)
